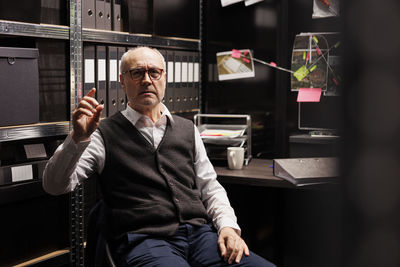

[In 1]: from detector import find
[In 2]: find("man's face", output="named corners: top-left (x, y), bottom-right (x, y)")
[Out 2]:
top-left (120, 48), bottom-right (166, 111)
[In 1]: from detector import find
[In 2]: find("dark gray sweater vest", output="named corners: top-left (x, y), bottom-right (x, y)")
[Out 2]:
top-left (97, 112), bottom-right (209, 238)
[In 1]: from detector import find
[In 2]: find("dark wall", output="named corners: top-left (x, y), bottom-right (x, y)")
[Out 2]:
top-left (202, 0), bottom-right (279, 158)
top-left (342, 1), bottom-right (400, 266)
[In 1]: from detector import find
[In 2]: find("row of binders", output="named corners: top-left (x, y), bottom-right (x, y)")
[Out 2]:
top-left (83, 0), bottom-right (122, 31)
top-left (83, 45), bottom-right (200, 117)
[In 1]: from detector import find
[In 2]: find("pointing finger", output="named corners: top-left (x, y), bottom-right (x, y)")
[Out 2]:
top-left (87, 88), bottom-right (96, 98)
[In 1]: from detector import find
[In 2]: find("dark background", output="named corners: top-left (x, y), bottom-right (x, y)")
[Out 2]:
top-left (1, 0), bottom-right (400, 266)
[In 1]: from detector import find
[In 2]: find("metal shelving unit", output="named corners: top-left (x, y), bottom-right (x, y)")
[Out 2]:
top-left (82, 28), bottom-right (200, 50)
top-left (0, 26), bottom-right (200, 144)
top-left (0, 19), bottom-right (71, 142)
top-left (0, 20), bottom-right (70, 39)
top-left (0, 122), bottom-right (70, 142)
top-left (0, 21), bottom-right (201, 49)
top-left (0, 1), bottom-right (203, 266)
top-left (69, 0), bottom-right (85, 266)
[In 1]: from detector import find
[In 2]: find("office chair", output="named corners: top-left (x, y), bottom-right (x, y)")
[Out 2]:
top-left (86, 200), bottom-right (118, 267)
top-left (105, 242), bottom-right (117, 267)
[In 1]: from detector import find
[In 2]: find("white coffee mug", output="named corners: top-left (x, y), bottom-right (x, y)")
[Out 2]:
top-left (227, 147), bottom-right (244, 170)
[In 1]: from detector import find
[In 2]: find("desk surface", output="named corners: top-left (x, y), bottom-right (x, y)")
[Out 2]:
top-left (289, 134), bottom-right (340, 144)
top-left (215, 158), bottom-right (295, 188)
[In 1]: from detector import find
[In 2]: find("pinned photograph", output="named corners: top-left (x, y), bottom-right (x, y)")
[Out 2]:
top-left (216, 49), bottom-right (255, 81)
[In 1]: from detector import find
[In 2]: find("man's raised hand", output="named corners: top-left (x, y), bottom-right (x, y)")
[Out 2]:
top-left (71, 88), bottom-right (104, 143)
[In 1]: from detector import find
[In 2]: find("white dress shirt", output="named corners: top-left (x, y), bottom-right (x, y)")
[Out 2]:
top-left (43, 104), bottom-right (240, 234)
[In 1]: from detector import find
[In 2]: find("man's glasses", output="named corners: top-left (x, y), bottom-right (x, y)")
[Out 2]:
top-left (122, 67), bottom-right (164, 81)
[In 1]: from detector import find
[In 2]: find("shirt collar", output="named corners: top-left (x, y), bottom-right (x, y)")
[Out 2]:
top-left (122, 103), bottom-right (174, 126)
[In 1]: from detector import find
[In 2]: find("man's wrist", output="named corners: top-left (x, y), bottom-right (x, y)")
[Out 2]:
top-left (215, 218), bottom-right (241, 236)
top-left (71, 130), bottom-right (91, 144)
top-left (220, 226), bottom-right (241, 236)
top-left (64, 133), bottom-right (90, 151)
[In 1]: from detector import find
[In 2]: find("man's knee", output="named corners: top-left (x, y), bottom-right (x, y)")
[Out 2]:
top-left (240, 252), bottom-right (276, 267)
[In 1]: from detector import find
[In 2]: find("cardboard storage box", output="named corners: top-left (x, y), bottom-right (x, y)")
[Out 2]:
top-left (0, 47), bottom-right (39, 127)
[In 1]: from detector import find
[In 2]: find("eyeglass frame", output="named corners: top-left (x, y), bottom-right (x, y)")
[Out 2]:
top-left (121, 67), bottom-right (165, 81)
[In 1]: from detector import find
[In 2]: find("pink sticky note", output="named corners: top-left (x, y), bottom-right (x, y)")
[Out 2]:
top-left (270, 61), bottom-right (277, 67)
top-left (297, 88), bottom-right (322, 102)
top-left (306, 52), bottom-right (310, 62)
top-left (242, 58), bottom-right (250, 63)
top-left (316, 47), bottom-right (322, 56)
top-left (232, 49), bottom-right (241, 58)
top-left (243, 50), bottom-right (249, 55)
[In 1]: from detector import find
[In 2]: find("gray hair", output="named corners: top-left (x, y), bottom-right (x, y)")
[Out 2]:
top-left (119, 46), bottom-right (166, 73)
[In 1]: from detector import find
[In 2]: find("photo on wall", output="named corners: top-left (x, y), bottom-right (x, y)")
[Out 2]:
top-left (216, 49), bottom-right (255, 81)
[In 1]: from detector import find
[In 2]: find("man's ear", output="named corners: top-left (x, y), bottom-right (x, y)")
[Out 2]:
top-left (120, 74), bottom-right (126, 93)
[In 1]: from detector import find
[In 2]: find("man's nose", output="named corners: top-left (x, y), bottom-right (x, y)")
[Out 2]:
top-left (141, 71), bottom-right (152, 84)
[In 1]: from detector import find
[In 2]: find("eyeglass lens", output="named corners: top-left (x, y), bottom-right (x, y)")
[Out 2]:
top-left (130, 68), bottom-right (163, 80)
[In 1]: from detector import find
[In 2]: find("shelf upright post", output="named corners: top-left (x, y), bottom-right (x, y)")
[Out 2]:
top-left (69, 0), bottom-right (84, 266)
top-left (199, 0), bottom-right (204, 112)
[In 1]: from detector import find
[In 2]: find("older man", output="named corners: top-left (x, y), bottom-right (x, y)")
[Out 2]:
top-left (43, 46), bottom-right (275, 267)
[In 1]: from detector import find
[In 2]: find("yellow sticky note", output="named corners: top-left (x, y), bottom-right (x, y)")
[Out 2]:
top-left (294, 65), bottom-right (309, 81)
top-left (313, 36), bottom-right (318, 44)
top-left (310, 65), bottom-right (317, 72)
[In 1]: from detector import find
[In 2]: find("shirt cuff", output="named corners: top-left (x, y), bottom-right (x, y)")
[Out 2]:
top-left (214, 217), bottom-right (242, 236)
top-left (63, 133), bottom-right (91, 154)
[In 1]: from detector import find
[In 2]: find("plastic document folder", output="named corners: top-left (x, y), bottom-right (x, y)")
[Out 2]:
top-left (200, 129), bottom-right (245, 138)
top-left (195, 114), bottom-right (252, 165)
top-left (198, 127), bottom-right (246, 147)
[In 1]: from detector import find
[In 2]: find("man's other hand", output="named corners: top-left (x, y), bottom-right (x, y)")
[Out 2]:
top-left (218, 227), bottom-right (250, 264)
top-left (72, 88), bottom-right (104, 143)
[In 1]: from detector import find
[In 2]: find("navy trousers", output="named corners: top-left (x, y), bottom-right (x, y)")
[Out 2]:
top-left (113, 223), bottom-right (276, 267)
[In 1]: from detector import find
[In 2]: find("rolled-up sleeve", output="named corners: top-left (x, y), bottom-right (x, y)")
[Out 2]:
top-left (193, 125), bottom-right (241, 235)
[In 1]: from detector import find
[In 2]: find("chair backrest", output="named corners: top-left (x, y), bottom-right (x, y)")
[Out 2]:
top-left (85, 200), bottom-right (118, 267)
top-left (105, 242), bottom-right (117, 267)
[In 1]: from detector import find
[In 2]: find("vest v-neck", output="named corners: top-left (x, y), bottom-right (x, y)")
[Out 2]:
top-left (115, 111), bottom-right (170, 153)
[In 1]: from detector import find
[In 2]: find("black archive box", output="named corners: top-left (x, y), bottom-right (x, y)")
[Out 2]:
top-left (0, 0), bottom-right (67, 26)
top-left (0, 0), bottom-right (41, 24)
top-left (0, 47), bottom-right (39, 127)
top-left (121, 0), bottom-right (153, 34)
